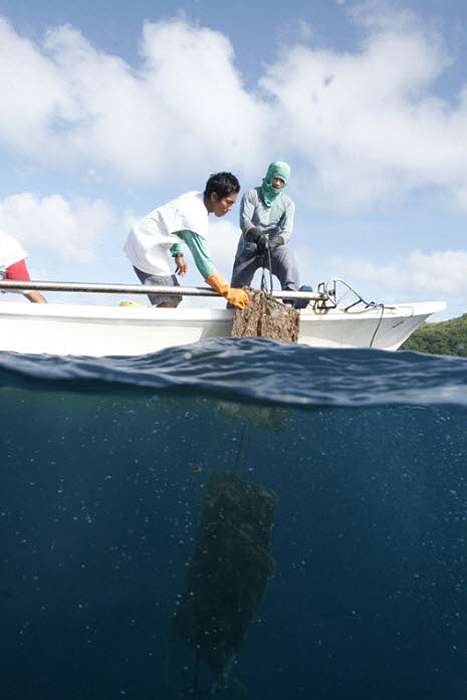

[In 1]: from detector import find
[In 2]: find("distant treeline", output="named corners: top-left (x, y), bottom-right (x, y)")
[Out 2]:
top-left (401, 314), bottom-right (467, 357)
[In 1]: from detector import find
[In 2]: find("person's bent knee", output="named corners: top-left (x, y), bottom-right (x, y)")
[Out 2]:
top-left (25, 291), bottom-right (47, 304)
top-left (157, 298), bottom-right (181, 308)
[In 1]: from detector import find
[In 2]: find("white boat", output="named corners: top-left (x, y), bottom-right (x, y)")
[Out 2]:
top-left (0, 279), bottom-right (446, 356)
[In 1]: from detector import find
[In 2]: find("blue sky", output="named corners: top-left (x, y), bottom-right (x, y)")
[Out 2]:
top-left (1, 0), bottom-right (467, 317)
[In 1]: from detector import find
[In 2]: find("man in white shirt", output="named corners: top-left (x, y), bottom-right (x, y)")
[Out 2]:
top-left (124, 172), bottom-right (249, 309)
top-left (0, 231), bottom-right (46, 303)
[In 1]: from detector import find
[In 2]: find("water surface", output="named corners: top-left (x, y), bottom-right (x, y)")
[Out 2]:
top-left (1, 338), bottom-right (466, 699)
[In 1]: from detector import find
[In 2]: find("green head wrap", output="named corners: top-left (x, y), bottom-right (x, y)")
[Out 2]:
top-left (261, 161), bottom-right (291, 207)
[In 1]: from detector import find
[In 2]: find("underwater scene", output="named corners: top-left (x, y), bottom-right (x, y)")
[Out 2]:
top-left (1, 337), bottom-right (466, 699)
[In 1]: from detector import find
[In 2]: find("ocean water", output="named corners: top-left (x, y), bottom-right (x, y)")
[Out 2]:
top-left (1, 337), bottom-right (466, 700)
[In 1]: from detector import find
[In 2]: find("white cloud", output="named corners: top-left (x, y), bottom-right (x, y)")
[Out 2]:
top-left (328, 249), bottom-right (467, 305)
top-left (0, 17), bottom-right (269, 184)
top-left (259, 14), bottom-right (464, 209)
top-left (349, 1), bottom-right (418, 32)
top-left (0, 192), bottom-right (115, 262)
top-left (0, 11), bottom-right (467, 211)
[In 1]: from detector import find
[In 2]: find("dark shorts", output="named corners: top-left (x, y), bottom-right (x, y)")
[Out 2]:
top-left (230, 245), bottom-right (299, 291)
top-left (133, 267), bottom-right (182, 306)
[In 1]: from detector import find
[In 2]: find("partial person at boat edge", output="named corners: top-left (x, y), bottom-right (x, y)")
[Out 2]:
top-left (123, 172), bottom-right (249, 310)
top-left (230, 161), bottom-right (301, 299)
top-left (0, 230), bottom-right (47, 304)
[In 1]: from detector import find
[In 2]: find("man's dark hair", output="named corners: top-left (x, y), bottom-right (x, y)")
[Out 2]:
top-left (204, 172), bottom-right (240, 198)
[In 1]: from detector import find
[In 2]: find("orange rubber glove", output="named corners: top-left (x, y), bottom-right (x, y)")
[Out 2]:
top-left (206, 272), bottom-right (249, 310)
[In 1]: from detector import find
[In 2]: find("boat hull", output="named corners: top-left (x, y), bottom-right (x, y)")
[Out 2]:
top-left (0, 300), bottom-right (446, 356)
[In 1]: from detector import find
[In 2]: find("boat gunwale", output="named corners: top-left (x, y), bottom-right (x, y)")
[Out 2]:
top-left (0, 300), bottom-right (447, 323)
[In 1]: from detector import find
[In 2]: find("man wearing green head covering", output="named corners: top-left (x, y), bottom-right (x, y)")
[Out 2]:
top-left (230, 161), bottom-right (300, 294)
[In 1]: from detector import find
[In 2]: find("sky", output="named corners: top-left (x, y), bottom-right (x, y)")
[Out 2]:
top-left (1, 0), bottom-right (467, 317)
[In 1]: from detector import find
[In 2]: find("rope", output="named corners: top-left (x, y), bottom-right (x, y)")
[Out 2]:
top-left (233, 423), bottom-right (248, 473)
top-left (193, 653), bottom-right (200, 695)
top-left (369, 304), bottom-right (385, 348)
top-left (259, 239), bottom-right (274, 295)
top-left (187, 647), bottom-right (218, 697)
top-left (321, 279), bottom-right (390, 348)
top-left (185, 423), bottom-right (247, 699)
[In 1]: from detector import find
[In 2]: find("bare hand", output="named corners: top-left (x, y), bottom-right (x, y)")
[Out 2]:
top-left (175, 255), bottom-right (187, 276)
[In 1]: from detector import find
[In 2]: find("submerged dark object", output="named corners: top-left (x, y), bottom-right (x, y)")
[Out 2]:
top-left (173, 473), bottom-right (278, 685)
top-left (231, 290), bottom-right (300, 342)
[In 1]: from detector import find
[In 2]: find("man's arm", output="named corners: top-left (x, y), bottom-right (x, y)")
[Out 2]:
top-left (252, 199), bottom-right (296, 250)
top-left (240, 190), bottom-right (257, 235)
top-left (175, 230), bottom-right (248, 309)
top-left (170, 242), bottom-right (187, 275)
top-left (175, 231), bottom-right (216, 279)
top-left (276, 199), bottom-right (295, 245)
top-left (25, 291), bottom-right (47, 304)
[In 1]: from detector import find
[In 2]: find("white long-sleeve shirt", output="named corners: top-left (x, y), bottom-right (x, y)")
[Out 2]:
top-left (124, 191), bottom-right (210, 276)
